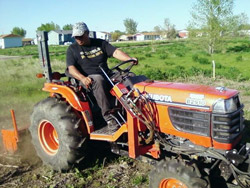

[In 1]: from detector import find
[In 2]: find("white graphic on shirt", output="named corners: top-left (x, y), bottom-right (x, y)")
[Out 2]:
top-left (80, 47), bottom-right (103, 59)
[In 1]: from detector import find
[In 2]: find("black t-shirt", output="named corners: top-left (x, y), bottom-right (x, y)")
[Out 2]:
top-left (66, 38), bottom-right (117, 76)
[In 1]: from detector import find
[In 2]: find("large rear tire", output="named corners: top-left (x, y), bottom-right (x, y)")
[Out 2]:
top-left (29, 97), bottom-right (87, 171)
top-left (149, 159), bottom-right (210, 188)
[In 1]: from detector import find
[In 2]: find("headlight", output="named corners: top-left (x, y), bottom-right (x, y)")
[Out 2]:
top-left (213, 97), bottom-right (238, 114)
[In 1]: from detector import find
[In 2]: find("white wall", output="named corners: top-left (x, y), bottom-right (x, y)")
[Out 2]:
top-left (0, 38), bottom-right (4, 49)
top-left (136, 34), bottom-right (144, 41)
top-left (96, 31), bottom-right (111, 41)
top-left (48, 31), bottom-right (60, 45)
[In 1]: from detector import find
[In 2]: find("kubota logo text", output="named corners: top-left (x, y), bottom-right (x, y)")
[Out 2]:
top-left (148, 94), bottom-right (172, 103)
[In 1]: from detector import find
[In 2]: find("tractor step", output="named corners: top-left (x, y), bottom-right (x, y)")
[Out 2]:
top-left (92, 126), bottom-right (118, 135)
top-left (90, 124), bottom-right (127, 142)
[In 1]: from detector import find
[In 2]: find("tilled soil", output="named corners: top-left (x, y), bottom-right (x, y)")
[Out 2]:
top-left (0, 140), bottom-right (152, 188)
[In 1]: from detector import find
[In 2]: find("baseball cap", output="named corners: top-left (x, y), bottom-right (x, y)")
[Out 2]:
top-left (72, 22), bottom-right (89, 37)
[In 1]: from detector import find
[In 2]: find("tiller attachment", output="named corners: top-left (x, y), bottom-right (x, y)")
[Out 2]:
top-left (1, 110), bottom-right (27, 153)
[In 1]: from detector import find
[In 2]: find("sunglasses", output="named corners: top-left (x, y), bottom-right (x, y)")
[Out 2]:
top-left (75, 32), bottom-right (88, 40)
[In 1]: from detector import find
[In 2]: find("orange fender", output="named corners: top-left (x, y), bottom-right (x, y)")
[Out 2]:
top-left (43, 82), bottom-right (86, 111)
top-left (42, 83), bottom-right (94, 133)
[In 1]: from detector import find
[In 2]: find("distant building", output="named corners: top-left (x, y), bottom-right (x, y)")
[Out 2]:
top-left (22, 38), bottom-right (34, 46)
top-left (238, 30), bottom-right (250, 36)
top-left (0, 34), bottom-right (22, 49)
top-left (89, 31), bottom-right (96, 39)
top-left (95, 31), bottom-right (111, 41)
top-left (46, 30), bottom-right (104, 45)
top-left (178, 30), bottom-right (189, 39)
top-left (119, 34), bottom-right (136, 41)
top-left (48, 30), bottom-right (74, 45)
top-left (136, 32), bottom-right (161, 41)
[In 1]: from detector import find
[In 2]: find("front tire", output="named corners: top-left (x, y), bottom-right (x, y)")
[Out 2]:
top-left (29, 97), bottom-right (87, 171)
top-left (149, 159), bottom-right (210, 188)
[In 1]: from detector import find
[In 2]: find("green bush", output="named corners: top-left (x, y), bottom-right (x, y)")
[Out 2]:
top-left (192, 54), bottom-right (199, 62)
top-left (236, 55), bottom-right (243, 62)
top-left (175, 52), bottom-right (185, 57)
top-left (214, 62), bottom-right (224, 69)
top-left (188, 66), bottom-right (201, 76)
top-left (143, 68), bottom-right (166, 80)
top-left (145, 53), bottom-right (152, 57)
top-left (227, 44), bottom-right (250, 52)
top-left (144, 64), bottom-right (151, 68)
top-left (218, 67), bottom-right (246, 81)
top-left (198, 57), bottom-right (210, 65)
top-left (164, 61), bottom-right (174, 66)
top-left (159, 54), bottom-right (169, 60)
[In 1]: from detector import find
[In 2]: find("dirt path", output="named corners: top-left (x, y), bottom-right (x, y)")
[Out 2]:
top-left (0, 55), bottom-right (32, 60)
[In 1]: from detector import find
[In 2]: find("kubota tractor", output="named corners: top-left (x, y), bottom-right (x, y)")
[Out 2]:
top-left (30, 31), bottom-right (250, 188)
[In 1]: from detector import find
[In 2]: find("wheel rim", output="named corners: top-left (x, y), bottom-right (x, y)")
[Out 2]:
top-left (159, 178), bottom-right (188, 188)
top-left (38, 120), bottom-right (59, 155)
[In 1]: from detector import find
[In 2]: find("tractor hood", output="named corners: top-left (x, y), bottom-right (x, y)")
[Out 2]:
top-left (134, 81), bottom-right (239, 111)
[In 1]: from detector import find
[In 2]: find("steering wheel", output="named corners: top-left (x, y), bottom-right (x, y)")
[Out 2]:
top-left (110, 59), bottom-right (137, 73)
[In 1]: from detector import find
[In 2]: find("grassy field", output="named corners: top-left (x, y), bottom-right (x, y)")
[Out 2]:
top-left (1, 37), bottom-right (250, 128)
top-left (1, 37), bottom-right (250, 81)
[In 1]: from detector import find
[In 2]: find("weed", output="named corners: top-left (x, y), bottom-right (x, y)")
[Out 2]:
top-left (215, 63), bottom-right (224, 69)
top-left (145, 53), bottom-right (152, 57)
top-left (159, 54), bottom-right (169, 60)
top-left (73, 168), bottom-right (84, 178)
top-left (137, 56), bottom-right (146, 60)
top-left (198, 57), bottom-right (210, 65)
top-left (164, 61), bottom-right (174, 66)
top-left (175, 52), bottom-right (185, 57)
top-left (192, 54), bottom-right (199, 62)
top-left (132, 174), bottom-right (148, 185)
top-left (236, 55), bottom-right (243, 62)
top-left (227, 44), bottom-right (250, 52)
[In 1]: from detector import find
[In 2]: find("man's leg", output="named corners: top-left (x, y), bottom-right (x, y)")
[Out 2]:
top-left (88, 74), bottom-right (114, 122)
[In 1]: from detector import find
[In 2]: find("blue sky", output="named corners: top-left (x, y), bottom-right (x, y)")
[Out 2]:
top-left (0, 0), bottom-right (249, 38)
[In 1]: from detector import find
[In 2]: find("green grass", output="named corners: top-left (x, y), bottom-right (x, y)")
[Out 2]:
top-left (1, 37), bottom-right (250, 127)
top-left (1, 37), bottom-right (250, 80)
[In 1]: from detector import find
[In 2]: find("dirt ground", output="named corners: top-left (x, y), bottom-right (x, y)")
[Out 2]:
top-left (0, 138), bottom-right (152, 188)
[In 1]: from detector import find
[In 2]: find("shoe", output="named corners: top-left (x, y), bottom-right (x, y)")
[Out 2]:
top-left (107, 119), bottom-right (119, 131)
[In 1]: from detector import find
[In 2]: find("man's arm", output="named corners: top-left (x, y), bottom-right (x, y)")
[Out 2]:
top-left (113, 49), bottom-right (137, 63)
top-left (68, 65), bottom-right (92, 88)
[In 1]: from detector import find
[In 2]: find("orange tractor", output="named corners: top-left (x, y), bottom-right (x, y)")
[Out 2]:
top-left (27, 31), bottom-right (249, 188)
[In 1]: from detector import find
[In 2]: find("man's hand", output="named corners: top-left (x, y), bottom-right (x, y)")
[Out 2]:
top-left (68, 65), bottom-right (93, 88)
top-left (131, 58), bottom-right (138, 65)
top-left (80, 77), bottom-right (92, 88)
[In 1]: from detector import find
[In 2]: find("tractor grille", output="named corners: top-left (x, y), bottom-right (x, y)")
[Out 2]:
top-left (212, 107), bottom-right (244, 143)
top-left (169, 107), bottom-right (211, 136)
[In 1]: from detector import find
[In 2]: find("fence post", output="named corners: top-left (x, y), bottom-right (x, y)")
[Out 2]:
top-left (212, 60), bottom-right (216, 80)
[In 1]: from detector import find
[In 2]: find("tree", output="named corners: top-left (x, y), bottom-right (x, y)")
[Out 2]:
top-left (11, 27), bottom-right (26, 37)
top-left (190, 0), bottom-right (234, 54)
top-left (154, 19), bottom-right (177, 39)
top-left (163, 18), bottom-right (177, 39)
top-left (123, 18), bottom-right (138, 34)
top-left (154, 25), bottom-right (163, 35)
top-left (37, 22), bottom-right (60, 32)
top-left (63, 24), bottom-right (73, 30)
top-left (111, 30), bottom-right (125, 41)
top-left (232, 13), bottom-right (250, 30)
